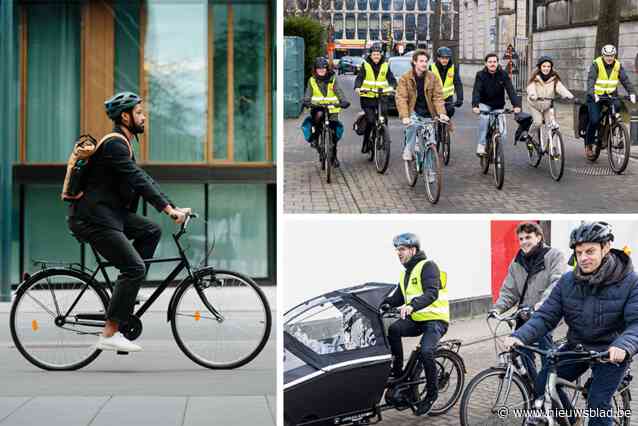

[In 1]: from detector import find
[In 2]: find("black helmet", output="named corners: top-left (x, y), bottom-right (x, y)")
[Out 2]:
top-left (370, 42), bottom-right (384, 53)
top-left (437, 46), bottom-right (453, 58)
top-left (105, 92), bottom-right (142, 120)
top-left (569, 222), bottom-right (614, 249)
top-left (393, 233), bottom-right (420, 250)
top-left (536, 55), bottom-right (553, 68)
top-left (314, 57), bottom-right (329, 69)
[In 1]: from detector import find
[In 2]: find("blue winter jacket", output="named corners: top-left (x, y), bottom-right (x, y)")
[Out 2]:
top-left (513, 249), bottom-right (638, 356)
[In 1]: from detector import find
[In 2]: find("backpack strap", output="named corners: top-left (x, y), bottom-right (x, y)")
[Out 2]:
top-left (97, 132), bottom-right (133, 158)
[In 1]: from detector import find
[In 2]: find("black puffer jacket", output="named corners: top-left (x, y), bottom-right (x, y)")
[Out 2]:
top-left (471, 66), bottom-right (521, 109)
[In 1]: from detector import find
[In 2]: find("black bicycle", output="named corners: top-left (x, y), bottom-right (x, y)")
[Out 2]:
top-left (10, 214), bottom-right (272, 371)
top-left (359, 88), bottom-right (395, 174)
top-left (381, 307), bottom-right (466, 417)
top-left (435, 101), bottom-right (454, 166)
top-left (589, 94), bottom-right (631, 174)
top-left (479, 109), bottom-right (513, 190)
top-left (311, 103), bottom-right (342, 184)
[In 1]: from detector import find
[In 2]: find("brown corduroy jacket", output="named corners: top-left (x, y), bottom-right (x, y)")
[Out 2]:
top-left (395, 68), bottom-right (446, 120)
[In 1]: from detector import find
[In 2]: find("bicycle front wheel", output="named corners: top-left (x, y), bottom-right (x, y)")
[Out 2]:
top-left (526, 128), bottom-right (542, 168)
top-left (326, 130), bottom-right (334, 183)
top-left (493, 135), bottom-right (505, 190)
top-left (374, 125), bottom-right (391, 174)
top-left (10, 269), bottom-right (109, 371)
top-left (424, 144), bottom-right (442, 204)
top-left (608, 123), bottom-right (630, 174)
top-left (480, 141), bottom-right (491, 174)
top-left (548, 129), bottom-right (565, 181)
top-left (459, 367), bottom-right (532, 426)
top-left (404, 147), bottom-right (419, 187)
top-left (170, 269), bottom-right (272, 369)
top-left (411, 349), bottom-right (465, 416)
top-left (442, 125), bottom-right (451, 166)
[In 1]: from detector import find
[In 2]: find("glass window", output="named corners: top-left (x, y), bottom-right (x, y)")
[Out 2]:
top-left (212, 4), bottom-right (229, 160)
top-left (346, 0), bottom-right (355, 10)
top-left (357, 14), bottom-right (368, 39)
top-left (405, 0), bottom-right (415, 10)
top-left (234, 3), bottom-right (268, 162)
top-left (334, 13), bottom-right (344, 38)
top-left (208, 184), bottom-right (268, 278)
top-left (11, 187), bottom-right (19, 285)
top-left (571, 0), bottom-right (598, 24)
top-left (334, 0), bottom-right (343, 9)
top-left (284, 297), bottom-right (378, 354)
top-left (417, 13), bottom-right (428, 40)
top-left (284, 348), bottom-right (308, 372)
top-left (382, 0), bottom-right (391, 10)
top-left (369, 13), bottom-right (380, 39)
top-left (357, 0), bottom-right (367, 9)
top-left (321, 0), bottom-right (332, 9)
top-left (393, 0), bottom-right (403, 10)
top-left (393, 14), bottom-right (403, 40)
top-left (145, 2), bottom-right (207, 163)
top-left (370, 0), bottom-right (379, 9)
top-left (381, 13), bottom-right (392, 39)
top-left (26, 2), bottom-right (81, 163)
top-left (345, 13), bottom-right (356, 38)
top-left (405, 14), bottom-right (416, 40)
top-left (417, 0), bottom-right (428, 11)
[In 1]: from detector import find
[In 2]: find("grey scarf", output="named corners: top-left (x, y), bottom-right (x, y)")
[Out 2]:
top-left (574, 253), bottom-right (617, 286)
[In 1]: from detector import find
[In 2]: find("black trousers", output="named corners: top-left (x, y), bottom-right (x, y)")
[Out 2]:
top-left (361, 99), bottom-right (388, 146)
top-left (388, 318), bottom-right (448, 394)
top-left (68, 213), bottom-right (162, 323)
top-left (444, 102), bottom-right (456, 119)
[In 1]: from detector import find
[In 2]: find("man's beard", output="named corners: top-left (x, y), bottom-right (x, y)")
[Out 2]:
top-left (131, 122), bottom-right (145, 134)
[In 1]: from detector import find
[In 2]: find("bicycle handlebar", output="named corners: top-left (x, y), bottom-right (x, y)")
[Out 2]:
top-left (488, 306), bottom-right (534, 323)
top-left (358, 87), bottom-right (395, 94)
top-left (479, 108), bottom-right (515, 115)
top-left (513, 343), bottom-right (609, 362)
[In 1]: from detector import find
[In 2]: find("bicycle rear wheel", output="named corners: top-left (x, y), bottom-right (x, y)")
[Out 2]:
top-left (411, 349), bottom-right (465, 416)
top-left (548, 129), bottom-right (565, 181)
top-left (319, 131), bottom-right (327, 171)
top-left (480, 140), bottom-right (491, 174)
top-left (326, 130), bottom-right (334, 183)
top-left (493, 135), bottom-right (505, 190)
top-left (367, 127), bottom-right (375, 162)
top-left (526, 127), bottom-right (542, 168)
top-left (404, 143), bottom-right (419, 187)
top-left (608, 123), bottom-right (630, 174)
top-left (374, 125), bottom-right (391, 174)
top-left (10, 269), bottom-right (109, 371)
top-left (170, 269), bottom-right (272, 369)
top-left (442, 125), bottom-right (451, 166)
top-left (459, 367), bottom-right (532, 426)
top-left (424, 144), bottom-right (442, 204)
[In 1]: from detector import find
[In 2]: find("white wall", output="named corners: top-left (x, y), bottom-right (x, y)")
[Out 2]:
top-left (283, 218), bottom-right (492, 310)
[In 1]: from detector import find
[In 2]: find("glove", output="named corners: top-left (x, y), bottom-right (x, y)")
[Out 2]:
top-left (302, 100), bottom-right (311, 108)
top-left (594, 94), bottom-right (600, 103)
top-left (529, 94), bottom-right (537, 101)
top-left (631, 94), bottom-right (636, 104)
top-left (340, 100), bottom-right (351, 109)
top-left (454, 100), bottom-right (463, 108)
top-left (487, 309), bottom-right (498, 319)
top-left (355, 88), bottom-right (361, 94)
top-left (402, 117), bottom-right (411, 125)
top-left (472, 107), bottom-right (480, 114)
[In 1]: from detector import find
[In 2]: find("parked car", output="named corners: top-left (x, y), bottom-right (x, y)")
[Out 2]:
top-left (386, 56), bottom-right (412, 114)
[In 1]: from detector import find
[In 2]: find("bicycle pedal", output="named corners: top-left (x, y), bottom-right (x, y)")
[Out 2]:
top-left (116, 351), bottom-right (130, 355)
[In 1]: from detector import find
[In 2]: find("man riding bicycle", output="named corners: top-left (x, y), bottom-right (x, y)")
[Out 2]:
top-left (302, 57), bottom-right (350, 168)
top-left (471, 53), bottom-right (522, 156)
top-left (67, 92), bottom-right (189, 353)
top-left (505, 222), bottom-right (638, 426)
top-left (489, 222), bottom-right (567, 384)
top-left (428, 46), bottom-right (463, 121)
top-left (396, 49), bottom-right (449, 162)
top-left (383, 233), bottom-right (449, 416)
top-left (354, 42), bottom-right (397, 155)
top-left (584, 44), bottom-right (637, 160)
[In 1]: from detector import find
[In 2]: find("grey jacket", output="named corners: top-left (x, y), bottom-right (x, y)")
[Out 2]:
top-left (303, 71), bottom-right (349, 119)
top-left (493, 245), bottom-right (567, 313)
top-left (587, 59), bottom-right (636, 96)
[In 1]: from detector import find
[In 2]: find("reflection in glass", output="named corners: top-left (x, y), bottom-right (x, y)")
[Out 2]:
top-left (334, 13), bottom-right (344, 38)
top-left (381, 13), bottom-right (391, 39)
top-left (146, 2), bottom-right (207, 162)
top-left (334, 0), bottom-right (343, 9)
top-left (417, 13), bottom-right (428, 40)
top-left (358, 0), bottom-right (368, 9)
top-left (370, 0), bottom-right (379, 9)
top-left (357, 14), bottom-right (368, 38)
top-left (382, 0), bottom-right (391, 10)
top-left (321, 0), bottom-right (331, 9)
top-left (393, 0), bottom-right (403, 10)
top-left (405, 0), bottom-right (415, 10)
top-left (212, 4), bottom-right (228, 159)
top-left (393, 13), bottom-right (403, 40)
top-left (405, 14), bottom-right (416, 40)
top-left (417, 0), bottom-right (428, 10)
top-left (346, 0), bottom-right (355, 10)
top-left (320, 12), bottom-right (331, 27)
top-left (369, 13), bottom-right (380, 39)
top-left (345, 13), bottom-right (356, 38)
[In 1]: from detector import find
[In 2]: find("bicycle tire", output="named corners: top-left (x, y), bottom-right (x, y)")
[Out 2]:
top-left (459, 367), bottom-right (533, 426)
top-left (326, 129), bottom-right (334, 184)
top-left (367, 127), bottom-right (375, 162)
top-left (608, 123), bottom-right (630, 174)
top-left (589, 130), bottom-right (602, 162)
top-left (526, 127), bottom-right (542, 168)
top-left (404, 138), bottom-right (419, 187)
top-left (424, 143), bottom-right (442, 204)
top-left (374, 125), bottom-right (391, 174)
top-left (319, 130), bottom-right (327, 171)
top-left (10, 268), bottom-right (110, 371)
top-left (612, 388), bottom-right (631, 426)
top-left (443, 125), bottom-right (451, 166)
top-left (480, 140), bottom-right (491, 175)
top-left (410, 349), bottom-right (465, 416)
top-left (170, 268), bottom-right (272, 369)
top-left (548, 129), bottom-right (565, 181)
top-left (493, 134), bottom-right (505, 190)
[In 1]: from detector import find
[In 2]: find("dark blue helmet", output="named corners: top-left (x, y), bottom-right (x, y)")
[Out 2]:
top-left (314, 57), bottom-right (329, 69)
top-left (105, 92), bottom-right (142, 120)
top-left (436, 46), bottom-right (453, 58)
top-left (569, 222), bottom-right (614, 249)
top-left (370, 42), bottom-right (384, 54)
top-left (393, 233), bottom-right (420, 250)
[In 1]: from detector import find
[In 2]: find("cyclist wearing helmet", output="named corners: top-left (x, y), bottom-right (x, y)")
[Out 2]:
top-left (382, 233), bottom-right (449, 416)
top-left (302, 57), bottom-right (350, 167)
top-left (489, 222), bottom-right (567, 384)
top-left (68, 92), bottom-right (189, 353)
top-left (585, 44), bottom-right (637, 160)
top-left (505, 222), bottom-right (638, 426)
top-left (428, 46), bottom-right (463, 119)
top-left (354, 43), bottom-right (397, 154)
top-left (472, 53), bottom-right (522, 156)
top-left (526, 56), bottom-right (574, 141)
top-left (396, 49), bottom-right (449, 162)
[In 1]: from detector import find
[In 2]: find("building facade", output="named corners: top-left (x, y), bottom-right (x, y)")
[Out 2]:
top-left (0, 0), bottom-right (277, 296)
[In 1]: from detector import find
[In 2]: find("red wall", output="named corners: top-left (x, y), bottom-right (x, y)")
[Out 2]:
top-left (490, 221), bottom-right (525, 302)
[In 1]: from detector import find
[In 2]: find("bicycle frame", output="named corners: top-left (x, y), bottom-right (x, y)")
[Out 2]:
top-left (413, 117), bottom-right (436, 170)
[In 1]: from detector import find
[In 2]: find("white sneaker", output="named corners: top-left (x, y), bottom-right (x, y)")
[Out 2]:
top-left (135, 293), bottom-right (149, 304)
top-left (402, 146), bottom-right (413, 161)
top-left (427, 171), bottom-right (436, 184)
top-left (476, 144), bottom-right (486, 156)
top-left (96, 332), bottom-right (142, 352)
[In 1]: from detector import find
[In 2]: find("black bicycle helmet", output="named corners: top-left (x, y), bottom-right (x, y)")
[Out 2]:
top-left (569, 222), bottom-right (614, 249)
top-left (393, 233), bottom-right (420, 250)
top-left (314, 57), bottom-right (329, 69)
top-left (105, 92), bottom-right (142, 120)
top-left (370, 42), bottom-right (384, 53)
top-left (436, 46), bottom-right (452, 58)
top-left (536, 55), bottom-right (553, 68)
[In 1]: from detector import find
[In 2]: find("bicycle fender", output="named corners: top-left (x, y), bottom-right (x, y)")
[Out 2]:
top-left (166, 275), bottom-right (196, 322)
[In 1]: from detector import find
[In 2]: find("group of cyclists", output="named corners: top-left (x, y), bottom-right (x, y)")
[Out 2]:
top-left (301, 42), bottom-right (637, 168)
top-left (387, 222), bottom-right (638, 425)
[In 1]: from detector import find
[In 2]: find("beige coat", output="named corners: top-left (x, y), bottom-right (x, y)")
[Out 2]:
top-left (395, 69), bottom-right (446, 120)
top-left (526, 74), bottom-right (574, 125)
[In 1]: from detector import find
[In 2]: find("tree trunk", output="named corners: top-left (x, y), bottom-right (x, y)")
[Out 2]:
top-left (595, 0), bottom-right (620, 56)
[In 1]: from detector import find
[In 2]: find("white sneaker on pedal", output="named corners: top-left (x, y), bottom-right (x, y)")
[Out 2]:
top-left (476, 144), bottom-right (486, 156)
top-left (135, 293), bottom-right (149, 304)
top-left (402, 146), bottom-right (413, 161)
top-left (96, 332), bottom-right (142, 352)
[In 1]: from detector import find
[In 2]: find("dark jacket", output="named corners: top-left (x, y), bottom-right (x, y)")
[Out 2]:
top-left (429, 60), bottom-right (464, 103)
top-left (471, 66), bottom-right (521, 109)
top-left (355, 55), bottom-right (397, 108)
top-left (69, 127), bottom-right (172, 231)
top-left (384, 251), bottom-right (442, 312)
top-left (302, 71), bottom-right (348, 120)
top-left (586, 59), bottom-right (636, 97)
top-left (513, 249), bottom-right (638, 356)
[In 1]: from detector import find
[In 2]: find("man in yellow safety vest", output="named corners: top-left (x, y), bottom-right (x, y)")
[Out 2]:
top-left (428, 46), bottom-right (463, 119)
top-left (382, 232), bottom-right (449, 416)
top-left (585, 44), bottom-right (636, 159)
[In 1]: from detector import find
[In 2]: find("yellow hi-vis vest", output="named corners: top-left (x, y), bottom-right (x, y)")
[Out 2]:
top-left (430, 63), bottom-right (455, 100)
top-left (399, 259), bottom-right (450, 323)
top-left (309, 76), bottom-right (341, 114)
top-left (360, 61), bottom-right (390, 98)
top-left (594, 57), bottom-right (621, 95)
